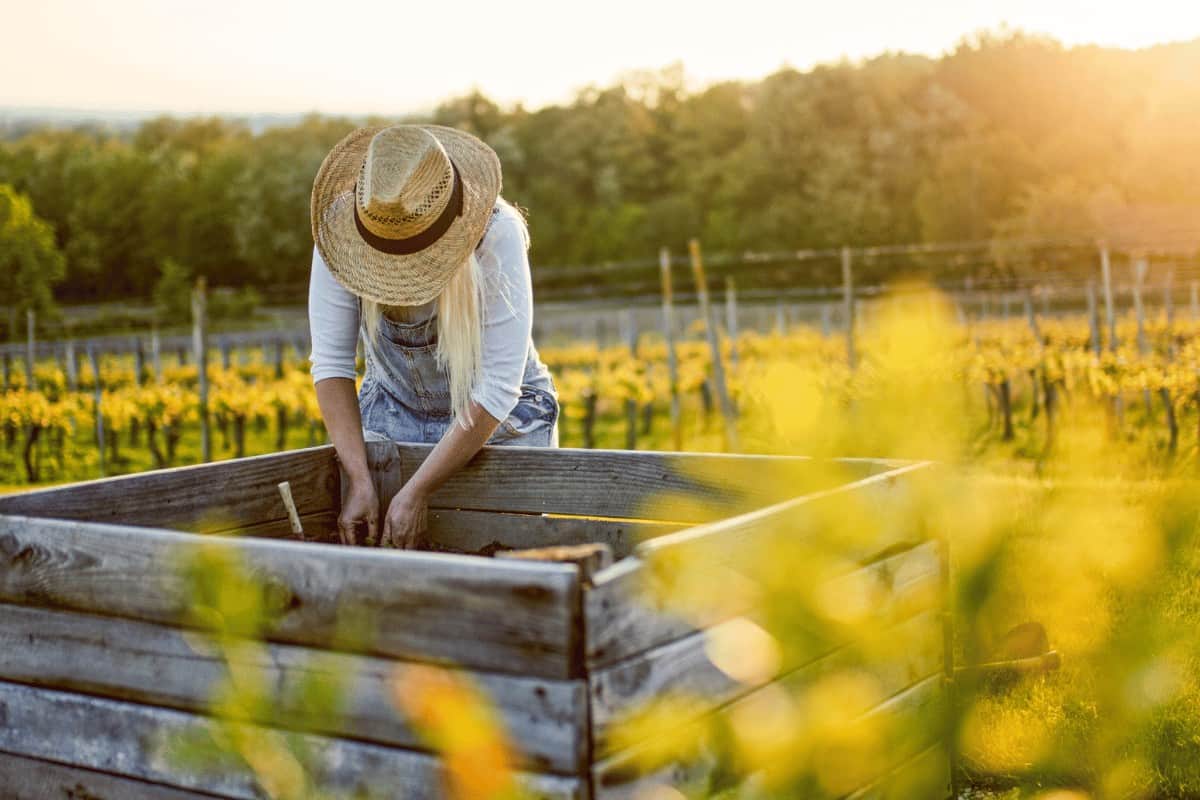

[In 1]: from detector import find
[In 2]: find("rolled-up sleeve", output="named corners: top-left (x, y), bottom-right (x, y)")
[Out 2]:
top-left (472, 214), bottom-right (533, 423)
top-left (308, 246), bottom-right (361, 384)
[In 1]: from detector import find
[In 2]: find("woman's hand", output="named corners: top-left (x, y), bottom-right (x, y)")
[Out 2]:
top-left (338, 478), bottom-right (380, 546)
top-left (382, 485), bottom-right (428, 549)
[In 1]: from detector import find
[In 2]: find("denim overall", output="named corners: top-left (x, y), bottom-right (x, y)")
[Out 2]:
top-left (358, 304), bottom-right (559, 447)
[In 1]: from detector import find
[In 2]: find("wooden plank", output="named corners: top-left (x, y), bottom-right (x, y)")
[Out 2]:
top-left (424, 508), bottom-right (682, 560)
top-left (0, 515), bottom-right (581, 678)
top-left (591, 607), bottom-right (943, 757)
top-left (497, 543), bottom-right (614, 585)
top-left (843, 743), bottom-right (951, 800)
top-left (0, 681), bottom-right (585, 800)
top-left (0, 750), bottom-right (224, 800)
top-left (230, 510), bottom-right (340, 541)
top-left (592, 674), bottom-right (947, 799)
top-left (231, 507), bottom-right (680, 558)
top-left (637, 460), bottom-right (931, 562)
top-left (390, 442), bottom-right (888, 522)
top-left (585, 465), bottom-right (934, 667)
top-left (0, 603), bottom-right (587, 774)
top-left (590, 544), bottom-right (945, 724)
top-left (0, 446), bottom-right (339, 533)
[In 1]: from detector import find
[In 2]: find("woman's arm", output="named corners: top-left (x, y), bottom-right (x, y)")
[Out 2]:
top-left (315, 378), bottom-right (379, 545)
top-left (381, 400), bottom-right (501, 548)
top-left (309, 247), bottom-right (378, 545)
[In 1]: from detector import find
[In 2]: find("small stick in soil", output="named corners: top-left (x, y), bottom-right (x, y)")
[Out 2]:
top-left (277, 481), bottom-right (304, 539)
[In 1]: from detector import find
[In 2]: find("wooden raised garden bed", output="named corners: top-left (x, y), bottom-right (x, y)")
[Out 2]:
top-left (0, 443), bottom-right (949, 799)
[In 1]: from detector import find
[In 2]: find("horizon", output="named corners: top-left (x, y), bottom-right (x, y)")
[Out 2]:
top-left (4, 0), bottom-right (1200, 117)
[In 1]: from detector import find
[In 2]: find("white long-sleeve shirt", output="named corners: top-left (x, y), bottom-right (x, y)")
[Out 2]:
top-left (308, 203), bottom-right (534, 423)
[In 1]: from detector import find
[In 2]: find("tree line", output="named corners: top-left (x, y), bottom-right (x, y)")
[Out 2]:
top-left (1, 29), bottom-right (1198, 318)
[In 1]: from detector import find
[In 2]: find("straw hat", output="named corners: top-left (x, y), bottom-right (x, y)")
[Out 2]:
top-left (311, 124), bottom-right (502, 306)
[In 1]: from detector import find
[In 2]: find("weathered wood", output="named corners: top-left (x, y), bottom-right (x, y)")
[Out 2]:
top-left (0, 603), bottom-right (587, 773)
top-left (498, 543), bottom-right (613, 584)
top-left (0, 439), bottom-right (887, 530)
top-left (276, 481), bottom-right (303, 536)
top-left (0, 681), bottom-right (585, 800)
top-left (425, 508), bottom-right (680, 560)
top-left (384, 442), bottom-right (887, 522)
top-left (232, 510), bottom-right (339, 541)
top-left (0, 515), bottom-right (581, 678)
top-left (639, 460), bottom-right (929, 562)
top-left (230, 506), bottom-right (680, 559)
top-left (592, 672), bottom-right (946, 799)
top-left (687, 239), bottom-right (738, 450)
top-left (844, 742), bottom-right (951, 800)
top-left (0, 446), bottom-right (340, 533)
top-left (0, 751), bottom-right (224, 800)
top-left (192, 278), bottom-right (211, 464)
top-left (589, 601), bottom-right (943, 755)
top-left (585, 464), bottom-right (933, 666)
top-left (842, 245), bottom-right (856, 370)
top-left (659, 246), bottom-right (683, 451)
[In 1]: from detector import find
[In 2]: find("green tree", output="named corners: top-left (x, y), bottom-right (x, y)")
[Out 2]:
top-left (0, 183), bottom-right (66, 332)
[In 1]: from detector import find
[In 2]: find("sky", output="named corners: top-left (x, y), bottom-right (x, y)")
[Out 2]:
top-left (3, 0), bottom-right (1199, 115)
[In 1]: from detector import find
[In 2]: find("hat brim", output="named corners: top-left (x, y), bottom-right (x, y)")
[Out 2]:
top-left (310, 125), bottom-right (502, 306)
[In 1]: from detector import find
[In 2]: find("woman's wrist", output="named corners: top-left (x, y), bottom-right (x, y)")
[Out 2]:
top-left (399, 478), bottom-right (431, 503)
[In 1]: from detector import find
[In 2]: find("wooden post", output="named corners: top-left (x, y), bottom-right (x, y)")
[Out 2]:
top-left (24, 309), bottom-right (35, 390)
top-left (132, 338), bottom-right (145, 386)
top-left (688, 239), bottom-right (738, 451)
top-left (1132, 257), bottom-right (1148, 356)
top-left (724, 276), bottom-right (739, 367)
top-left (820, 304), bottom-right (832, 338)
top-left (65, 340), bottom-right (79, 392)
top-left (1100, 242), bottom-right (1117, 352)
top-left (1131, 257), bottom-right (1154, 417)
top-left (659, 247), bottom-right (682, 452)
top-left (774, 299), bottom-right (786, 336)
top-left (88, 346), bottom-right (105, 477)
top-left (1086, 281), bottom-right (1101, 356)
top-left (274, 339), bottom-right (285, 379)
top-left (1040, 286), bottom-right (1050, 318)
top-left (150, 327), bottom-right (162, 383)
top-left (621, 309), bottom-right (639, 450)
top-left (841, 246), bottom-right (856, 370)
top-left (1191, 281), bottom-right (1199, 322)
top-left (192, 278), bottom-right (211, 464)
top-left (220, 339), bottom-right (232, 370)
top-left (1024, 289), bottom-right (1042, 343)
top-left (1164, 266), bottom-right (1175, 331)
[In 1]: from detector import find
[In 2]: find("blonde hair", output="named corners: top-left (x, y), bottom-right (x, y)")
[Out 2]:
top-left (362, 198), bottom-right (528, 428)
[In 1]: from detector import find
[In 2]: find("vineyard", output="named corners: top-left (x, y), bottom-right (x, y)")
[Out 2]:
top-left (3, 296), bottom-right (1200, 488)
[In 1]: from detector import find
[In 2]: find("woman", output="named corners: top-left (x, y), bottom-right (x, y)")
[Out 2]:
top-left (308, 124), bottom-right (558, 550)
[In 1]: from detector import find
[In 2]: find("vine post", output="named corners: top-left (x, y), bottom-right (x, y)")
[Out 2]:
top-left (841, 245), bottom-right (856, 370)
top-left (192, 277), bottom-right (211, 463)
top-left (688, 239), bottom-right (738, 452)
top-left (659, 247), bottom-right (682, 451)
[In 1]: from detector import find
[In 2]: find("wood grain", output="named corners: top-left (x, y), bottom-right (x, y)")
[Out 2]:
top-left (230, 507), bottom-right (679, 558)
top-left (584, 464), bottom-right (935, 667)
top-left (390, 442), bottom-right (887, 521)
top-left (0, 681), bottom-right (586, 800)
top-left (0, 447), bottom-right (339, 533)
top-left (0, 751), bottom-right (225, 800)
top-left (590, 608), bottom-right (944, 756)
top-left (0, 603), bottom-right (587, 774)
top-left (0, 515), bottom-right (581, 678)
